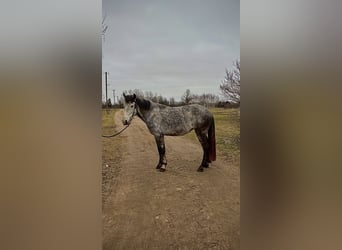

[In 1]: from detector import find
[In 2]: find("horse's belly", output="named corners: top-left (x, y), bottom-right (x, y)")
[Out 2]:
top-left (164, 128), bottom-right (192, 136)
top-left (162, 123), bottom-right (192, 136)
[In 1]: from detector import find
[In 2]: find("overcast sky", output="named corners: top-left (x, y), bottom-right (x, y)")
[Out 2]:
top-left (102, 0), bottom-right (239, 102)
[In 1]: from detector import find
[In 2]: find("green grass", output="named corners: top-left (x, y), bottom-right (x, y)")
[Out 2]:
top-left (184, 108), bottom-right (240, 163)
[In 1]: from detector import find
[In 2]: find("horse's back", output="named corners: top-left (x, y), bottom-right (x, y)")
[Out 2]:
top-left (183, 104), bottom-right (213, 130)
top-left (146, 103), bottom-right (213, 136)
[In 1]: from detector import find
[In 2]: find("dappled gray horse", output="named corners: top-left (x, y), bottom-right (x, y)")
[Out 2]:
top-left (122, 93), bottom-right (216, 172)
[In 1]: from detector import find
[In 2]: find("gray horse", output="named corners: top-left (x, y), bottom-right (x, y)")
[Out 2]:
top-left (122, 93), bottom-right (216, 172)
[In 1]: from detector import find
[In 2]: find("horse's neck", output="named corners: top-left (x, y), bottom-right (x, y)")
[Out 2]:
top-left (136, 106), bottom-right (146, 122)
top-left (135, 100), bottom-right (150, 123)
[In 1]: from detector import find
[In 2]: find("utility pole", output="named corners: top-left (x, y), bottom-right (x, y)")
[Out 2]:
top-left (105, 72), bottom-right (108, 103)
top-left (112, 89), bottom-right (115, 105)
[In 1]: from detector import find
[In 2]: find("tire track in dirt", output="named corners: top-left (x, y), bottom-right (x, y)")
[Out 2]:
top-left (103, 110), bottom-right (240, 250)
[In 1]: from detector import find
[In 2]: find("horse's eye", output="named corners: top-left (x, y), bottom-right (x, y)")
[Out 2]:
top-left (130, 104), bottom-right (134, 108)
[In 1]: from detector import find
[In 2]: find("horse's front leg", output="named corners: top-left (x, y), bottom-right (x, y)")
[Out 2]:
top-left (154, 134), bottom-right (167, 172)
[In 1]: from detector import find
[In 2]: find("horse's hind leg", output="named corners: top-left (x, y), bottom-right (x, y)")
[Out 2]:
top-left (195, 129), bottom-right (209, 172)
top-left (154, 134), bottom-right (167, 172)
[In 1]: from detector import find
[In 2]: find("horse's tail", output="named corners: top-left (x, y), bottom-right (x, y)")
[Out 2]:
top-left (208, 116), bottom-right (216, 162)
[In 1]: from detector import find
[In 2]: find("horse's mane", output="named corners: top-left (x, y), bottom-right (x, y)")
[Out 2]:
top-left (136, 97), bottom-right (151, 110)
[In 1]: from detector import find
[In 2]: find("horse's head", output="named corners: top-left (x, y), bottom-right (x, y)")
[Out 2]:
top-left (122, 93), bottom-right (137, 125)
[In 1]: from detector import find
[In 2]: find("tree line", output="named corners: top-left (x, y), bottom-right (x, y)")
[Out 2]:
top-left (103, 89), bottom-right (223, 108)
top-left (103, 59), bottom-right (240, 109)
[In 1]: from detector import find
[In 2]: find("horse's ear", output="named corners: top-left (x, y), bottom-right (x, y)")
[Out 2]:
top-left (133, 93), bottom-right (136, 100)
top-left (123, 93), bottom-right (126, 98)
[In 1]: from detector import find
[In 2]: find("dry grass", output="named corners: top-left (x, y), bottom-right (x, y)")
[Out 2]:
top-left (102, 109), bottom-right (122, 203)
top-left (184, 108), bottom-right (240, 163)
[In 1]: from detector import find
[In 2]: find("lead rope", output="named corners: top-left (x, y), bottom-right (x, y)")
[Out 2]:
top-left (102, 103), bottom-right (136, 138)
top-left (102, 124), bottom-right (130, 138)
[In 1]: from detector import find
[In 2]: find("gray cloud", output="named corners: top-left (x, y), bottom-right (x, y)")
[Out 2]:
top-left (103, 0), bottom-right (239, 101)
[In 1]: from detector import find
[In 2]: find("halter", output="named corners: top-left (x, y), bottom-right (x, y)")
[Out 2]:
top-left (102, 101), bottom-right (136, 138)
top-left (127, 101), bottom-right (137, 123)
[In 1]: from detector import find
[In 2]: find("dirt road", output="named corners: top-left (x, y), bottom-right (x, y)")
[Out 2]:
top-left (103, 111), bottom-right (240, 250)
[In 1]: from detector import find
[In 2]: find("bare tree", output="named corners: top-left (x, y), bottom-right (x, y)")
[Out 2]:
top-left (181, 89), bottom-right (193, 104)
top-left (169, 97), bottom-right (175, 106)
top-left (191, 93), bottom-right (219, 107)
top-left (220, 60), bottom-right (240, 105)
top-left (124, 89), bottom-right (144, 98)
top-left (144, 91), bottom-right (154, 100)
top-left (102, 15), bottom-right (108, 42)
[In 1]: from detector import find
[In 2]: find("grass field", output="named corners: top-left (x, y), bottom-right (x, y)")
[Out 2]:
top-left (184, 107), bottom-right (240, 163)
top-left (102, 109), bottom-right (119, 133)
top-left (102, 109), bottom-right (122, 202)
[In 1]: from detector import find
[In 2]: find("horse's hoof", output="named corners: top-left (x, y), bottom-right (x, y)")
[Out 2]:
top-left (203, 163), bottom-right (209, 168)
top-left (156, 164), bottom-right (161, 169)
top-left (159, 168), bottom-right (166, 172)
top-left (197, 168), bottom-right (204, 172)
